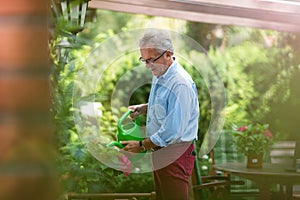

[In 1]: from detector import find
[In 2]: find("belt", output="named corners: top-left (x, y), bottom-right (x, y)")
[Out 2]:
top-left (150, 142), bottom-right (193, 152)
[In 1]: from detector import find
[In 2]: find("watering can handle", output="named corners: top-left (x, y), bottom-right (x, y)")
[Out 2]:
top-left (117, 110), bottom-right (140, 128)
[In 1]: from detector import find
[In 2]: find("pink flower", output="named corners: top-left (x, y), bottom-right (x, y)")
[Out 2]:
top-left (118, 155), bottom-right (132, 177)
top-left (264, 129), bottom-right (273, 139)
top-left (237, 126), bottom-right (247, 132)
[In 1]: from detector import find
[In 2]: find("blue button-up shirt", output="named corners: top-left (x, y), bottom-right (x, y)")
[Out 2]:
top-left (147, 58), bottom-right (199, 147)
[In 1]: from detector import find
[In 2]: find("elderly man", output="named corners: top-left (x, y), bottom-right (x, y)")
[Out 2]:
top-left (121, 29), bottom-right (199, 200)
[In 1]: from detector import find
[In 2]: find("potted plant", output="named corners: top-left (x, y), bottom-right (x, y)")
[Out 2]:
top-left (232, 123), bottom-right (274, 168)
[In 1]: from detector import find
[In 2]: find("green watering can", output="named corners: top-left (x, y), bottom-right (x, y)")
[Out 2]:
top-left (107, 110), bottom-right (143, 148)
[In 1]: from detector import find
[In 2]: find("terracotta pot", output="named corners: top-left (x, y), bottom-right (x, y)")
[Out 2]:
top-left (247, 154), bottom-right (263, 168)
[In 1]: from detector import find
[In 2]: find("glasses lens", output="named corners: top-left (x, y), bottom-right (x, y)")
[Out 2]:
top-left (139, 57), bottom-right (145, 64)
top-left (139, 57), bottom-right (153, 64)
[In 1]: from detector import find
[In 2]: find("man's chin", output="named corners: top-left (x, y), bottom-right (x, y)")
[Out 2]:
top-left (152, 71), bottom-right (158, 76)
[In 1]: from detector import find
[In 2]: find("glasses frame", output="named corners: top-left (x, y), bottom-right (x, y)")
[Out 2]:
top-left (139, 50), bottom-right (167, 64)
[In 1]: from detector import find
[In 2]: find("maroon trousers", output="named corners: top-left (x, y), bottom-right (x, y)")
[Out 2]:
top-left (152, 143), bottom-right (195, 200)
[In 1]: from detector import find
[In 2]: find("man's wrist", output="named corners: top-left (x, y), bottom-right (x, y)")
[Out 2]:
top-left (141, 103), bottom-right (148, 114)
top-left (142, 138), bottom-right (160, 150)
top-left (139, 140), bottom-right (146, 152)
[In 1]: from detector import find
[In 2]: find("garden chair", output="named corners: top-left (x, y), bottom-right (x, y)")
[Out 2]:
top-left (270, 140), bottom-right (300, 199)
top-left (191, 140), bottom-right (245, 200)
top-left (191, 169), bottom-right (245, 200)
top-left (195, 131), bottom-right (260, 199)
top-left (294, 141), bottom-right (300, 199)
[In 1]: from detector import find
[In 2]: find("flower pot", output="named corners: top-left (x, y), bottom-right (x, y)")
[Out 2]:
top-left (247, 154), bottom-right (263, 168)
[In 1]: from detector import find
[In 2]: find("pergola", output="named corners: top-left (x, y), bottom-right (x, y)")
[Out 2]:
top-left (88, 0), bottom-right (300, 33)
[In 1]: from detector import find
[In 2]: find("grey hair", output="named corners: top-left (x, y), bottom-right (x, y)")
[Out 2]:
top-left (139, 29), bottom-right (174, 54)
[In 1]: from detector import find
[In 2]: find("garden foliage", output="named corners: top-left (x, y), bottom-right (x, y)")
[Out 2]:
top-left (50, 9), bottom-right (299, 194)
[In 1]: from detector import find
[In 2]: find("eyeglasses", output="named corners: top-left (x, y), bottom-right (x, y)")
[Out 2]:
top-left (139, 50), bottom-right (167, 64)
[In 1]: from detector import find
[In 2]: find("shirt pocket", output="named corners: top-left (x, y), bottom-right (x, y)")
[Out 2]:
top-left (153, 96), bottom-right (167, 121)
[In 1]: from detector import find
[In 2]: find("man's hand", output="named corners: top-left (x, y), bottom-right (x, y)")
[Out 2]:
top-left (121, 140), bottom-right (142, 153)
top-left (128, 104), bottom-right (148, 120)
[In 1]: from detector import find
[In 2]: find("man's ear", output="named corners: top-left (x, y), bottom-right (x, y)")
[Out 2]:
top-left (166, 50), bottom-right (173, 59)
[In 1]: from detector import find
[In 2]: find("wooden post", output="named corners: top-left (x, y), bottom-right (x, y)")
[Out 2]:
top-left (0, 1), bottom-right (58, 199)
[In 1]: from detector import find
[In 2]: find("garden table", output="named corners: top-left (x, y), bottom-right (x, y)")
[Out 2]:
top-left (213, 162), bottom-right (300, 200)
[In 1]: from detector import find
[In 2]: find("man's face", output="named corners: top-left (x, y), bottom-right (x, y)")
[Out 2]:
top-left (140, 48), bottom-right (169, 77)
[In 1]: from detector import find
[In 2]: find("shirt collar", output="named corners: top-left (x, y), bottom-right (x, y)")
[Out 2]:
top-left (158, 57), bottom-right (177, 80)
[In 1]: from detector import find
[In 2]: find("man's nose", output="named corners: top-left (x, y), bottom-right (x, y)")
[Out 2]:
top-left (145, 63), bottom-right (151, 68)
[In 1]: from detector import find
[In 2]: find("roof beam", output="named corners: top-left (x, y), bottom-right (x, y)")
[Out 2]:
top-left (89, 0), bottom-right (300, 33)
top-left (172, 0), bottom-right (300, 13)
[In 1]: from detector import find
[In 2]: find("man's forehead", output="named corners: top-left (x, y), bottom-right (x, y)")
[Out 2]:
top-left (140, 46), bottom-right (155, 50)
top-left (140, 47), bottom-right (157, 53)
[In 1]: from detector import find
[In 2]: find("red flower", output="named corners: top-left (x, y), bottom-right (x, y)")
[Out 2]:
top-left (264, 129), bottom-right (273, 139)
top-left (237, 126), bottom-right (247, 132)
top-left (118, 155), bottom-right (132, 177)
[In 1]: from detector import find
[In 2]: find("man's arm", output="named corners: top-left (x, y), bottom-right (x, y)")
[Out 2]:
top-left (128, 103), bottom-right (148, 120)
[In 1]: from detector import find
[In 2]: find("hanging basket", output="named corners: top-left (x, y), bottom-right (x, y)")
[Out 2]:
top-left (247, 154), bottom-right (263, 168)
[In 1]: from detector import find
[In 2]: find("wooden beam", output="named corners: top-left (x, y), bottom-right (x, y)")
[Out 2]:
top-left (89, 0), bottom-right (300, 24)
top-left (89, 0), bottom-right (300, 33)
top-left (170, 0), bottom-right (300, 13)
